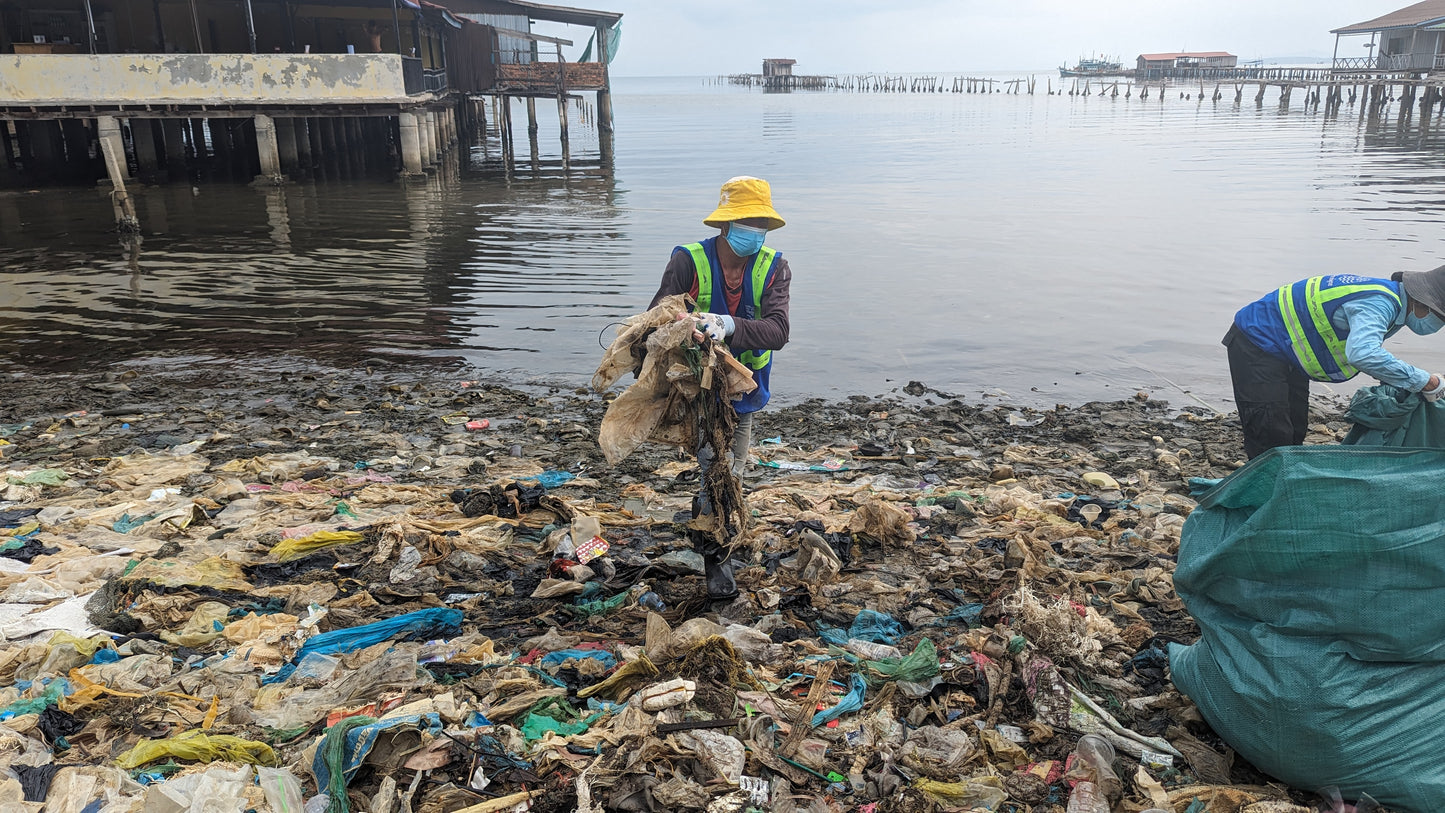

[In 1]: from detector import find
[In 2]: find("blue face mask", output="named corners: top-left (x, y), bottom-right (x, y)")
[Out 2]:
top-left (1407, 310), bottom-right (1445, 336)
top-left (725, 224), bottom-right (766, 257)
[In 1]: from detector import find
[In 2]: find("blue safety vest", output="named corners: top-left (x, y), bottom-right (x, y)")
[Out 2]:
top-left (675, 236), bottom-right (781, 413)
top-left (1234, 275), bottom-right (1404, 382)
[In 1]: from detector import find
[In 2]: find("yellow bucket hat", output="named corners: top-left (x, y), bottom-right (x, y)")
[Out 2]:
top-left (703, 176), bottom-right (786, 231)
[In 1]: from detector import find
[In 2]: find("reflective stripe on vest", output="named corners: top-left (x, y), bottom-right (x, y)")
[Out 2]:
top-left (684, 242), bottom-right (776, 372)
top-left (1276, 276), bottom-right (1401, 382)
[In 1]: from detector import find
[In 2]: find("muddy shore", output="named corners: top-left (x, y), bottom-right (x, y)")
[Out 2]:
top-left (0, 357), bottom-right (1362, 811)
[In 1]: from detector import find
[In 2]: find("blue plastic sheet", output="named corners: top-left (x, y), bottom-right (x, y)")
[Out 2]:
top-left (539, 649), bottom-right (617, 670)
top-left (530, 471), bottom-right (576, 488)
top-left (89, 649), bottom-right (120, 665)
top-left (814, 625), bottom-right (848, 647)
top-left (112, 513), bottom-right (156, 533)
top-left (849, 609), bottom-right (904, 645)
top-left (296, 608), bottom-right (462, 661)
top-left (267, 609), bottom-right (463, 685)
top-left (811, 674), bottom-right (866, 728)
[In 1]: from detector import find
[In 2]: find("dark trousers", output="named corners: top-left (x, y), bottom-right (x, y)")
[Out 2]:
top-left (1225, 325), bottom-right (1311, 459)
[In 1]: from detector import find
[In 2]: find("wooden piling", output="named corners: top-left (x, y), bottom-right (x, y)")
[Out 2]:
top-left (293, 118), bottom-right (312, 175)
top-left (161, 120), bottom-right (187, 178)
top-left (96, 116), bottom-right (139, 234)
top-left (399, 111), bottom-right (424, 177)
top-left (275, 118), bottom-right (300, 177)
top-left (557, 95), bottom-right (570, 170)
top-left (130, 120), bottom-right (161, 183)
top-left (0, 123), bottom-right (17, 184)
top-left (252, 114), bottom-right (284, 184)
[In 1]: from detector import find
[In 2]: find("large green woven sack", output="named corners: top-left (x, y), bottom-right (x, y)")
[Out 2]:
top-left (1169, 446), bottom-right (1445, 812)
top-left (1342, 383), bottom-right (1445, 448)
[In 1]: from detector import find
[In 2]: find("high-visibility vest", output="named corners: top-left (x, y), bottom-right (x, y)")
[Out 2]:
top-left (678, 237), bottom-right (781, 413)
top-left (1235, 275), bottom-right (1403, 382)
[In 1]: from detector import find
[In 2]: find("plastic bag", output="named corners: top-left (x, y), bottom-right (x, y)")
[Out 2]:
top-left (115, 730), bottom-right (278, 769)
top-left (270, 530), bottom-right (365, 562)
top-left (258, 766), bottom-right (305, 813)
top-left (159, 602), bottom-right (230, 647)
top-left (247, 649), bottom-right (421, 730)
top-left (811, 674), bottom-right (866, 728)
top-left (1171, 447), bottom-right (1445, 811)
top-left (143, 764), bottom-right (253, 812)
top-left (899, 725), bottom-right (976, 779)
top-left (293, 608), bottom-right (462, 661)
top-left (848, 609), bottom-right (905, 645)
top-left (915, 776), bottom-right (1007, 809)
top-left (861, 638), bottom-right (939, 687)
top-left (675, 728), bottom-right (746, 784)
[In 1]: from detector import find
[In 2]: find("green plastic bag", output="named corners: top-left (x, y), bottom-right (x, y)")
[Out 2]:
top-left (861, 638), bottom-right (938, 687)
top-left (1342, 384), bottom-right (1445, 448)
top-left (1170, 447), bottom-right (1445, 812)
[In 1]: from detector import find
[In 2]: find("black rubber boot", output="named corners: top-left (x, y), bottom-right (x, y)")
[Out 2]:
top-left (692, 444), bottom-right (738, 601)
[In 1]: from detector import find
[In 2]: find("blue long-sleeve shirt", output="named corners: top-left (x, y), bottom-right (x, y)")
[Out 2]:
top-left (1336, 296), bottom-right (1431, 391)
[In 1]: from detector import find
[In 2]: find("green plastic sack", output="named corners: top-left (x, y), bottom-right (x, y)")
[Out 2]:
top-left (1342, 383), bottom-right (1445, 448)
top-left (862, 638), bottom-right (938, 687)
top-left (115, 730), bottom-right (278, 769)
top-left (1169, 447), bottom-right (1445, 812)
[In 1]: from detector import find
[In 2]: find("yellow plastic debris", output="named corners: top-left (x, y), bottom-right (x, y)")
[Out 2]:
top-left (1082, 471), bottom-right (1120, 490)
top-left (115, 730), bottom-right (278, 769)
top-left (269, 530), bottom-right (365, 561)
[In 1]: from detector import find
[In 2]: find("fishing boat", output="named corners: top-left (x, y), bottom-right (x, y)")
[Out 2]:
top-left (1059, 56), bottom-right (1131, 78)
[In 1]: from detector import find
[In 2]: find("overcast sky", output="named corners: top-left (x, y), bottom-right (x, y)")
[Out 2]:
top-left (534, 0), bottom-right (1415, 76)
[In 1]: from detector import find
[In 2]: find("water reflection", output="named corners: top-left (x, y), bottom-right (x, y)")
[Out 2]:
top-left (5, 77), bottom-right (1445, 407)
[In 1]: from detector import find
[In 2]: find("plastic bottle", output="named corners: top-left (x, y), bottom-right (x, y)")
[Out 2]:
top-left (1065, 734), bottom-right (1117, 813)
top-left (302, 795), bottom-right (330, 813)
top-left (638, 591), bottom-right (665, 612)
top-left (844, 638), bottom-right (903, 660)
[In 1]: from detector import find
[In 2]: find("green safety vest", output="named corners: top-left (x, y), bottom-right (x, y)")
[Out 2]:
top-left (684, 242), bottom-right (777, 372)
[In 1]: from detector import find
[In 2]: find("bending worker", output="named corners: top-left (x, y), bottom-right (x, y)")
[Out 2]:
top-left (648, 176), bottom-right (792, 600)
top-left (1225, 267), bottom-right (1445, 458)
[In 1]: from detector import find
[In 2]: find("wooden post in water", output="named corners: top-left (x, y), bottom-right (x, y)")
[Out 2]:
top-left (398, 112), bottom-right (424, 177)
top-left (96, 116), bottom-right (139, 234)
top-left (131, 120), bottom-right (161, 183)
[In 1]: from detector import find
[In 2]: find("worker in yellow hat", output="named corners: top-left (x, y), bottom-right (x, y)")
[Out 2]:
top-left (648, 176), bottom-right (793, 601)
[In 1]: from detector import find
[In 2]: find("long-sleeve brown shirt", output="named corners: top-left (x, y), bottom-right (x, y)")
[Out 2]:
top-left (648, 243), bottom-right (792, 353)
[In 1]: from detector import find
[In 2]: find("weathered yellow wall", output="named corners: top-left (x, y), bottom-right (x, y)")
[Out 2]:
top-left (0, 54), bottom-right (412, 106)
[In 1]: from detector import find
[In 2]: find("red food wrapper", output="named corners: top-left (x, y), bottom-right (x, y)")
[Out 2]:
top-left (465, 419), bottom-right (490, 431)
top-left (575, 535), bottom-right (610, 564)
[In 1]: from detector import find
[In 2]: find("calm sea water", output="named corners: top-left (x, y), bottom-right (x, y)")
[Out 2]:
top-left (4, 74), bottom-right (1445, 410)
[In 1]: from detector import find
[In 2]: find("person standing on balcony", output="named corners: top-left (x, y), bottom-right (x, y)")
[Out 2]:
top-left (648, 176), bottom-right (792, 601)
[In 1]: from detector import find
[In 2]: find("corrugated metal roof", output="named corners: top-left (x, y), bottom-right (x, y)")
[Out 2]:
top-left (1332, 0), bottom-right (1445, 34)
top-left (438, 0), bottom-right (621, 27)
top-left (1137, 52), bottom-right (1235, 60)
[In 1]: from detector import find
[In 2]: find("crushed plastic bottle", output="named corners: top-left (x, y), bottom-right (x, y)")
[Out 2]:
top-left (303, 794), bottom-right (330, 813)
top-left (1066, 734), bottom-right (1117, 813)
top-left (638, 591), bottom-right (665, 612)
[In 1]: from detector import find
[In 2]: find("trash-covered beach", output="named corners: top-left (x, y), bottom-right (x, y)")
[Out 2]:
top-left (0, 357), bottom-right (1362, 812)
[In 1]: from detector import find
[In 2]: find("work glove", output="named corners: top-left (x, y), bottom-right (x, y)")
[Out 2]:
top-left (692, 313), bottom-right (733, 342)
top-left (1423, 375), bottom-right (1445, 403)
